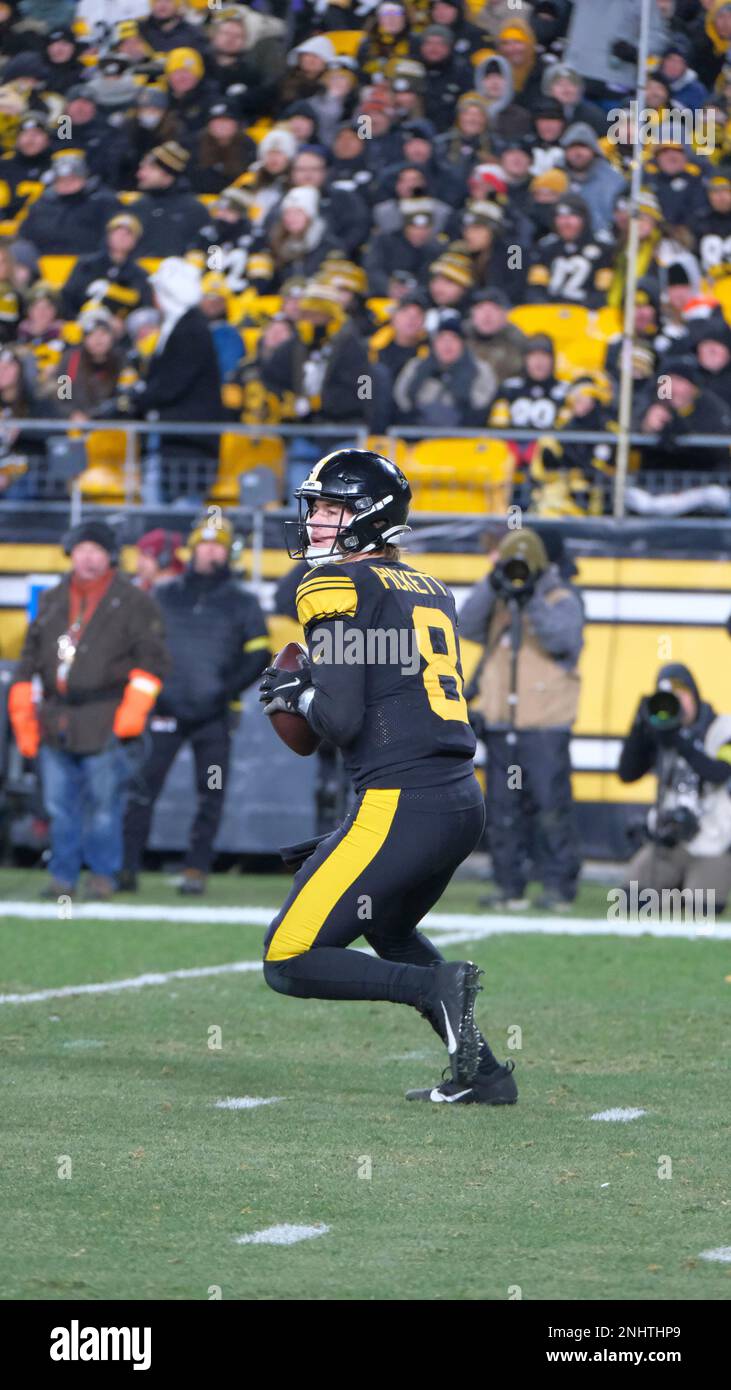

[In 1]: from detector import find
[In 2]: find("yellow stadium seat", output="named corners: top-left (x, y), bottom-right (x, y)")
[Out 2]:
top-left (508, 304), bottom-right (590, 346)
top-left (555, 335), bottom-right (608, 380)
top-left (323, 30), bottom-right (365, 57)
top-left (85, 429), bottom-right (132, 471)
top-left (407, 438), bottom-right (514, 512)
top-left (38, 255), bottom-right (77, 289)
top-left (593, 305), bottom-right (622, 339)
top-left (210, 434), bottom-right (285, 502)
top-left (244, 119), bottom-right (274, 144)
top-left (77, 464), bottom-right (127, 503)
top-left (364, 435), bottom-right (410, 471)
top-left (713, 276), bottom-right (731, 325)
top-left (410, 487), bottom-right (488, 513)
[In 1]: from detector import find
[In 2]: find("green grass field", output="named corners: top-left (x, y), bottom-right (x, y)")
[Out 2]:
top-left (1, 868), bottom-right (730, 1302)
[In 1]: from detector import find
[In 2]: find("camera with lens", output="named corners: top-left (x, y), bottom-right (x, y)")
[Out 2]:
top-left (643, 688), bottom-right (682, 735)
top-left (490, 556), bottom-right (535, 603)
top-left (648, 802), bottom-right (700, 848)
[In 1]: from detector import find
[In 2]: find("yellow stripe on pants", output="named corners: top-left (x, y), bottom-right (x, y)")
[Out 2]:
top-left (265, 789), bottom-right (401, 961)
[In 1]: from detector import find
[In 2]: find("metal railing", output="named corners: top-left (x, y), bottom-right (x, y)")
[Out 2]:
top-left (0, 418), bottom-right (730, 521)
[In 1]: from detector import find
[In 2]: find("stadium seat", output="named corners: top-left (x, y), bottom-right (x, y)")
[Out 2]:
top-left (364, 435), bottom-right (410, 471)
top-left (38, 255), bottom-right (77, 289)
top-left (406, 438), bottom-right (514, 511)
top-left (76, 431), bottom-right (138, 503)
top-left (323, 30), bottom-right (365, 57)
top-left (508, 304), bottom-right (590, 346)
top-left (713, 275), bottom-right (731, 325)
top-left (593, 305), bottom-right (623, 340)
top-left (210, 434), bottom-right (285, 503)
top-left (556, 334), bottom-right (608, 379)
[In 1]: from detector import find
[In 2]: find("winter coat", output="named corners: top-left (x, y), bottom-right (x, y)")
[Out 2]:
top-left (134, 184), bottom-right (208, 257)
top-left (153, 566), bottom-right (269, 724)
top-left (11, 571), bottom-right (168, 754)
top-left (459, 565), bottom-right (584, 730)
top-left (363, 229), bottom-right (445, 297)
top-left (137, 306), bottom-right (223, 431)
top-left (393, 347), bottom-right (497, 428)
top-left (21, 182), bottom-right (120, 256)
top-left (566, 156), bottom-right (627, 235)
top-left (59, 251), bottom-right (153, 321)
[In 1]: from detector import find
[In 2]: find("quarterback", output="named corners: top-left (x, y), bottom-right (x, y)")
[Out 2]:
top-left (259, 449), bottom-right (517, 1105)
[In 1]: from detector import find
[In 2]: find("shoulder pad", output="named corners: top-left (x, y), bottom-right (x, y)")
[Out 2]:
top-left (296, 565), bottom-right (359, 627)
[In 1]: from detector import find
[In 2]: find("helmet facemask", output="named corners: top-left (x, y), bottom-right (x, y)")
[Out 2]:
top-left (285, 490), bottom-right (410, 568)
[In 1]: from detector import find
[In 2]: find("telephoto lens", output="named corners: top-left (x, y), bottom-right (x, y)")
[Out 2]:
top-left (503, 557), bottom-right (532, 591)
top-left (646, 689), bottom-right (682, 732)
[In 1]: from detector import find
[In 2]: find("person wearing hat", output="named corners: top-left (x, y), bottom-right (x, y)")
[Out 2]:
top-left (82, 51), bottom-right (142, 119)
top-left (473, 52), bottom-right (533, 143)
top-left (190, 185), bottom-right (272, 295)
top-left (356, 3), bottom-right (411, 83)
top-left (530, 370), bottom-right (616, 517)
top-left (467, 285), bottom-right (529, 382)
top-left (393, 310), bottom-right (497, 426)
top-left (267, 185), bottom-right (343, 286)
top-left (429, 0), bottom-right (486, 57)
top-left (458, 199), bottom-right (525, 297)
top-left (286, 145), bottom-right (370, 257)
top-left (8, 518), bottom-right (168, 901)
top-left (0, 343), bottom-right (54, 499)
top-left (526, 166), bottom-right (570, 236)
top-left (118, 256), bottom-right (223, 505)
top-left (329, 122), bottom-right (376, 198)
top-left (60, 211), bottom-right (152, 320)
top-left (121, 512), bottom-right (269, 895)
top-left (199, 270), bottom-right (245, 378)
top-left (52, 304), bottom-right (123, 421)
top-left (496, 17), bottom-right (544, 108)
top-left (697, 170), bottom-right (731, 280)
top-left (281, 34), bottom-right (337, 107)
top-left (687, 0), bottom-right (731, 91)
top-left (387, 56), bottom-right (427, 128)
top-left (459, 526), bottom-right (584, 910)
top-left (114, 84), bottom-right (183, 190)
top-left (236, 126), bottom-right (298, 230)
top-left (530, 95), bottom-right (567, 175)
top-left (134, 141), bottom-right (208, 256)
top-left (605, 275), bottom-right (664, 379)
top-left (636, 350), bottom-right (731, 474)
top-left (658, 35), bottom-right (709, 111)
top-left (645, 138), bottom-right (709, 229)
top-left (415, 22), bottom-right (474, 133)
top-left (527, 193), bottom-right (616, 308)
top-left (434, 91), bottom-right (496, 180)
top-left (55, 85), bottom-right (127, 187)
top-left (426, 249), bottom-right (475, 318)
top-left (139, 0), bottom-right (201, 54)
top-left (489, 334), bottom-right (567, 446)
top-left (206, 5), bottom-right (286, 121)
top-left (368, 289), bottom-right (429, 384)
top-left (16, 280), bottom-right (64, 376)
top-left (371, 161), bottom-right (450, 236)
top-left (20, 148), bottom-right (119, 256)
top-left (0, 112), bottom-right (51, 219)
top-left (395, 116), bottom-right (466, 205)
top-left (164, 47), bottom-right (218, 135)
top-left (560, 121), bottom-right (627, 234)
top-left (187, 100), bottom-right (256, 196)
top-left (692, 315), bottom-right (731, 398)
top-left (134, 527), bottom-right (184, 592)
top-left (606, 187), bottom-right (664, 311)
top-left (364, 197), bottom-right (444, 296)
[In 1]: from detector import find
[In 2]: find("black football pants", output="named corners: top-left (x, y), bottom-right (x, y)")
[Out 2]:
top-left (263, 776), bottom-right (498, 1067)
top-left (123, 715), bottom-right (230, 874)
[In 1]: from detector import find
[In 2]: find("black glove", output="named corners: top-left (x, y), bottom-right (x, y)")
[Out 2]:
top-left (611, 39), bottom-right (638, 63)
top-left (259, 662), bottom-right (312, 716)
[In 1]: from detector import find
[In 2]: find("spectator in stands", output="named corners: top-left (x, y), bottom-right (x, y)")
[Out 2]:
top-left (696, 169), bottom-right (731, 280)
top-left (199, 271), bottom-right (244, 379)
top-left (646, 140), bottom-right (711, 232)
top-left (82, 53), bottom-right (141, 124)
top-left (541, 64), bottom-right (607, 134)
top-left (134, 528), bottom-right (184, 592)
top-left (357, 5), bottom-right (411, 81)
top-left (634, 353), bottom-right (731, 476)
top-left (0, 242), bottom-right (23, 345)
top-left (413, 23), bottom-right (474, 131)
top-left (364, 198), bottom-right (443, 296)
top-left (393, 312), bottom-right (497, 427)
top-left (459, 527), bottom-right (584, 911)
top-left (688, 0), bottom-right (731, 90)
top-left (392, 118), bottom-right (467, 206)
top-left (56, 86), bottom-right (125, 187)
top-left (459, 199), bottom-right (525, 297)
top-left (368, 290), bottom-right (429, 380)
top-left (187, 100), bottom-right (256, 195)
top-left (286, 145), bottom-right (371, 256)
top-left (474, 54), bottom-right (532, 141)
top-left (428, 0), bottom-right (486, 58)
top-left (52, 306), bottom-right (123, 422)
top-left (8, 519), bottom-right (167, 901)
top-left (528, 194), bottom-right (615, 307)
top-left (529, 371), bottom-right (616, 516)
top-left (0, 113), bottom-right (52, 220)
top-left (242, 127), bottom-right (298, 229)
top-left (693, 317), bottom-right (731, 398)
top-left (496, 17), bottom-right (545, 110)
top-left (467, 287), bottom-right (529, 383)
top-left (122, 257), bottom-right (223, 505)
top-left (530, 96), bottom-right (567, 174)
top-left (205, 4), bottom-right (286, 120)
top-left (435, 92), bottom-right (496, 181)
top-left (267, 186), bottom-right (343, 285)
top-left (281, 34), bottom-right (336, 107)
top-left (525, 166), bottom-right (571, 236)
top-left (489, 336), bottom-right (568, 473)
top-left (134, 142), bottom-right (208, 256)
top-left (617, 663), bottom-right (731, 916)
top-left (658, 34), bottom-right (710, 110)
top-left (60, 212), bottom-right (152, 321)
top-left (16, 283), bottom-right (64, 374)
top-left (43, 26), bottom-right (85, 95)
top-left (116, 86), bottom-right (183, 190)
top-left (139, 0), bottom-right (201, 54)
top-left (164, 47), bottom-right (219, 135)
top-left (561, 123), bottom-right (627, 234)
top-left (0, 345), bottom-right (53, 499)
top-left (21, 150), bottom-right (119, 257)
top-left (121, 512), bottom-right (269, 897)
top-left (190, 186), bottom-right (270, 295)
top-left (372, 164), bottom-right (450, 235)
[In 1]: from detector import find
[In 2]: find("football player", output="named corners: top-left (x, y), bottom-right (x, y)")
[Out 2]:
top-left (259, 448), bottom-right (517, 1105)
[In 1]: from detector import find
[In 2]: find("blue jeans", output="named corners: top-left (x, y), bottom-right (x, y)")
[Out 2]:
top-left (39, 740), bottom-right (132, 886)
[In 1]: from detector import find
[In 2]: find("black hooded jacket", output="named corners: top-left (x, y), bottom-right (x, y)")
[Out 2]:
top-left (617, 663), bottom-right (729, 786)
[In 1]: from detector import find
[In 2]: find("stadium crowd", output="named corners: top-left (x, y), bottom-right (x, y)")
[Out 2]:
top-left (0, 0), bottom-right (731, 514)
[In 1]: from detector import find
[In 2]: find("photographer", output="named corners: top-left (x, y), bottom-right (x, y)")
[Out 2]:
top-left (618, 664), bottom-right (731, 912)
top-left (459, 528), bottom-right (584, 912)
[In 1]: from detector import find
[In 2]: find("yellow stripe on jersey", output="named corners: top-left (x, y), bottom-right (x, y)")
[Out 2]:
top-left (296, 576), bottom-right (358, 626)
top-left (243, 635), bottom-right (270, 652)
top-left (265, 789), bottom-right (400, 960)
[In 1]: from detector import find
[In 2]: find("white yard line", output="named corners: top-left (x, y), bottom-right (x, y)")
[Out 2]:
top-left (0, 960), bottom-right (261, 1005)
top-left (590, 1108), bottom-right (647, 1122)
top-left (214, 1097), bottom-right (282, 1110)
top-left (234, 1224), bottom-right (329, 1246)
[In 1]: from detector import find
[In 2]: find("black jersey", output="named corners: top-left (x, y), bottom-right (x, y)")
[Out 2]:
top-left (295, 558), bottom-right (475, 792)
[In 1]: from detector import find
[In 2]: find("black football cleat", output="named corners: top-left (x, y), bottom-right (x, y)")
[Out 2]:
top-left (406, 1060), bottom-right (518, 1105)
top-left (426, 960), bottom-right (483, 1085)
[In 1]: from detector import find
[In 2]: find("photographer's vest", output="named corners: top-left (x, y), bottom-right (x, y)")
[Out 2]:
top-left (477, 588), bottom-right (581, 730)
top-left (662, 714), bottom-right (731, 857)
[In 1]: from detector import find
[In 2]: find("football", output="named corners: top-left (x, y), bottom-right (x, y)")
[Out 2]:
top-left (268, 641), bottom-right (321, 757)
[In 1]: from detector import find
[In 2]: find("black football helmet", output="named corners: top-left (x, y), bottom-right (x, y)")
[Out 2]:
top-left (285, 448), bottom-right (412, 567)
